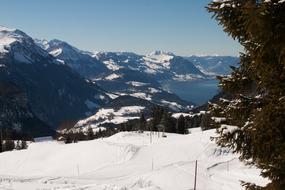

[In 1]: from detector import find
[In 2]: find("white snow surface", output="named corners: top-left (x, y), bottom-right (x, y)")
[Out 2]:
top-left (0, 26), bottom-right (18, 53)
top-left (148, 87), bottom-right (161, 94)
top-left (49, 48), bottom-right (63, 57)
top-left (161, 100), bottom-right (183, 111)
top-left (130, 92), bottom-right (152, 101)
top-left (0, 129), bottom-right (268, 190)
top-left (264, 0), bottom-right (285, 3)
top-left (145, 51), bottom-right (174, 68)
top-left (138, 51), bottom-right (175, 74)
top-left (172, 113), bottom-right (193, 119)
top-left (221, 124), bottom-right (240, 135)
top-left (127, 81), bottom-right (148, 87)
top-left (106, 93), bottom-right (119, 99)
top-left (173, 74), bottom-right (204, 81)
top-left (103, 59), bottom-right (124, 71)
top-left (75, 106), bottom-right (145, 129)
top-left (212, 117), bottom-right (227, 123)
top-left (105, 73), bottom-right (122, 80)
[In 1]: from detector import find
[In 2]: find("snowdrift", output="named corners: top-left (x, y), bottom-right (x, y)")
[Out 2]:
top-left (0, 129), bottom-right (267, 190)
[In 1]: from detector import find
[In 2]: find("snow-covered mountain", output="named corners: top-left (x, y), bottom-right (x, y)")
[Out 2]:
top-left (0, 26), bottom-right (49, 63)
top-left (37, 40), bottom-right (196, 115)
top-left (35, 39), bottom-right (109, 78)
top-left (0, 26), bottom-right (110, 129)
top-left (186, 55), bottom-right (240, 75)
top-left (34, 38), bottom-right (240, 130)
top-left (37, 38), bottom-right (205, 83)
top-left (0, 129), bottom-right (267, 189)
top-left (94, 50), bottom-right (204, 81)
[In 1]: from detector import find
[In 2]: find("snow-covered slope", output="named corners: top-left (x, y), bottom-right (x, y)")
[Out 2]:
top-left (186, 55), bottom-right (240, 76)
top-left (0, 26), bottom-right (48, 63)
top-left (72, 95), bottom-right (166, 131)
top-left (0, 26), bottom-right (18, 53)
top-left (75, 105), bottom-right (145, 129)
top-left (35, 39), bottom-right (108, 78)
top-left (0, 129), bottom-right (267, 190)
top-left (94, 51), bottom-right (204, 81)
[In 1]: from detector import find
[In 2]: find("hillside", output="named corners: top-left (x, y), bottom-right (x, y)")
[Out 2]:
top-left (0, 129), bottom-right (267, 190)
top-left (186, 56), bottom-right (239, 76)
top-left (0, 81), bottom-right (55, 137)
top-left (0, 26), bottom-right (110, 129)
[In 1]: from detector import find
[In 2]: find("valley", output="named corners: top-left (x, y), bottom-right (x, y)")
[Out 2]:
top-left (0, 26), bottom-right (239, 135)
top-left (0, 0), bottom-right (283, 189)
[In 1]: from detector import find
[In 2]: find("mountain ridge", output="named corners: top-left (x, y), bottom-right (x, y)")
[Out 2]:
top-left (0, 27), bottom-right (110, 130)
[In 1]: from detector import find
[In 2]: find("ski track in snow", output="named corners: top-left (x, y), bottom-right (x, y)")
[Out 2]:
top-left (0, 129), bottom-right (268, 190)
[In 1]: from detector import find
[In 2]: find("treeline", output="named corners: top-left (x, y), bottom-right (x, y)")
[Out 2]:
top-left (119, 106), bottom-right (213, 134)
top-left (61, 127), bottom-right (118, 144)
top-left (60, 106), bottom-right (213, 144)
top-left (0, 128), bottom-right (30, 153)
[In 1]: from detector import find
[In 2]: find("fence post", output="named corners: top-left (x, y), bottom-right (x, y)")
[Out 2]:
top-left (194, 160), bottom-right (197, 190)
top-left (227, 160), bottom-right (229, 172)
top-left (77, 164), bottom-right (80, 176)
top-left (152, 158), bottom-right (154, 171)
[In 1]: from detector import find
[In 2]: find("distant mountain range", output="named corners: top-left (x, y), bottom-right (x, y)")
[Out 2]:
top-left (0, 26), bottom-right (239, 135)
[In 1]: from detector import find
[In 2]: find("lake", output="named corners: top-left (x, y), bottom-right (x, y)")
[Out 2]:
top-left (162, 79), bottom-right (220, 105)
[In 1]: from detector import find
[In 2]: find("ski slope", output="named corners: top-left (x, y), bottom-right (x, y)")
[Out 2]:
top-left (0, 129), bottom-right (268, 190)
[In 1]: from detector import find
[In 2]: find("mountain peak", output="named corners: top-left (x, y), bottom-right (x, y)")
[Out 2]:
top-left (145, 50), bottom-right (175, 64)
top-left (34, 39), bottom-right (50, 50)
top-left (0, 26), bottom-right (49, 63)
top-left (0, 26), bottom-right (30, 41)
top-left (0, 25), bottom-right (16, 32)
top-left (49, 39), bottom-right (69, 47)
top-left (0, 26), bottom-right (28, 54)
top-left (148, 50), bottom-right (175, 57)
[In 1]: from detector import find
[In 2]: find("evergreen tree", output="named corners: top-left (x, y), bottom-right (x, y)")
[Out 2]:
top-left (159, 112), bottom-right (167, 128)
top-left (139, 113), bottom-right (147, 131)
top-left (87, 127), bottom-right (95, 140)
top-left (207, 1), bottom-right (285, 189)
top-left (176, 115), bottom-right (186, 134)
top-left (200, 112), bottom-right (213, 131)
top-left (97, 128), bottom-right (103, 138)
top-left (15, 140), bottom-right (21, 150)
top-left (64, 132), bottom-right (73, 144)
top-left (151, 106), bottom-right (165, 131)
top-left (126, 122), bottom-right (133, 131)
top-left (160, 111), bottom-right (176, 133)
top-left (4, 139), bottom-right (15, 151)
top-left (77, 128), bottom-right (86, 141)
top-left (21, 140), bottom-right (27, 149)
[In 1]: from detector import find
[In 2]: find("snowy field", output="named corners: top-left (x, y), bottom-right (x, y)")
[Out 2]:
top-left (0, 129), bottom-right (267, 190)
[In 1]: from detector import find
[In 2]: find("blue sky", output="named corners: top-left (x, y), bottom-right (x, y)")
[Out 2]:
top-left (0, 0), bottom-right (241, 56)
